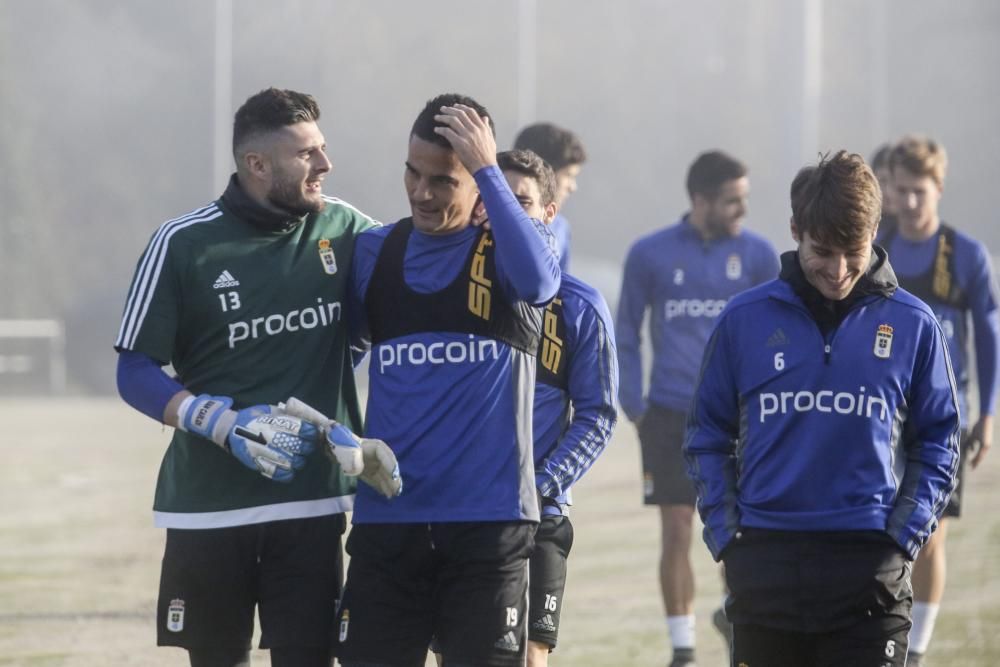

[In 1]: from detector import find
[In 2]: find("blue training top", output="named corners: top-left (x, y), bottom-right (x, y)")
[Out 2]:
top-left (533, 273), bottom-right (618, 514)
top-left (349, 165), bottom-right (560, 524)
top-left (116, 349), bottom-right (184, 421)
top-left (880, 224), bottom-right (1000, 425)
top-left (685, 255), bottom-right (960, 561)
top-left (616, 215), bottom-right (779, 419)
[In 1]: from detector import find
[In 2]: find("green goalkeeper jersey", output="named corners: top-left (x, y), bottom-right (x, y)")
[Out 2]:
top-left (116, 192), bottom-right (375, 528)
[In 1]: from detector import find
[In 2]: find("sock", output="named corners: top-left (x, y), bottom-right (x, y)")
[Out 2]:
top-left (909, 602), bottom-right (940, 654)
top-left (667, 614), bottom-right (696, 649)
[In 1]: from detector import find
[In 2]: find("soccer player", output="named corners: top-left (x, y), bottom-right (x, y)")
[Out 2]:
top-left (615, 150), bottom-right (778, 666)
top-left (335, 95), bottom-right (560, 666)
top-left (497, 148), bottom-right (619, 666)
top-left (114, 88), bottom-right (389, 667)
top-left (685, 150), bottom-right (960, 667)
top-left (878, 136), bottom-right (1000, 666)
top-left (513, 122), bottom-right (587, 270)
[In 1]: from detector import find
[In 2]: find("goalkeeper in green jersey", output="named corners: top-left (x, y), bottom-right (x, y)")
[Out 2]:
top-left (115, 87), bottom-right (396, 667)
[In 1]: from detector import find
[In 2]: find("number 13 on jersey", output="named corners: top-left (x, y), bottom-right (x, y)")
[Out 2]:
top-left (219, 291), bottom-right (241, 312)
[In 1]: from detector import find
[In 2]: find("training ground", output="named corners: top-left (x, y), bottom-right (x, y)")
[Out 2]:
top-left (2, 399), bottom-right (999, 665)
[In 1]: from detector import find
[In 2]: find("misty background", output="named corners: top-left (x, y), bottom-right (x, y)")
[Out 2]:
top-left (1, 0), bottom-right (998, 395)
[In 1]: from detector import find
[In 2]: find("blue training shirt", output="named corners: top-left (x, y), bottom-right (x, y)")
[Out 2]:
top-left (116, 349), bottom-right (184, 421)
top-left (616, 215), bottom-right (779, 419)
top-left (880, 226), bottom-right (1000, 425)
top-left (350, 165), bottom-right (560, 524)
top-left (533, 274), bottom-right (618, 513)
top-left (685, 269), bottom-right (961, 560)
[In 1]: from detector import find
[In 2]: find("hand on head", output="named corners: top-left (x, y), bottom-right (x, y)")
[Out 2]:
top-left (434, 104), bottom-right (497, 175)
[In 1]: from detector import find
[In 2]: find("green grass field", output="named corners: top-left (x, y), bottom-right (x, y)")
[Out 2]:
top-left (2, 399), bottom-right (999, 665)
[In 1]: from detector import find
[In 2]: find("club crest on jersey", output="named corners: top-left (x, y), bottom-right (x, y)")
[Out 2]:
top-left (726, 254), bottom-right (742, 280)
top-left (874, 324), bottom-right (893, 359)
top-left (167, 598), bottom-right (185, 633)
top-left (318, 239), bottom-right (337, 275)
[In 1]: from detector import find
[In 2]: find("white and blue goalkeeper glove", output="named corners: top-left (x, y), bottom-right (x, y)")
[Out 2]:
top-left (177, 394), bottom-right (319, 482)
top-left (279, 397), bottom-right (403, 498)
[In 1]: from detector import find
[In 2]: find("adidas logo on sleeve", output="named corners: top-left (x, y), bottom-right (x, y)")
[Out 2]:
top-left (213, 270), bottom-right (240, 289)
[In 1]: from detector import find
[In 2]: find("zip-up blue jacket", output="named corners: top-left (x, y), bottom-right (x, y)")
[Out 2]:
top-left (533, 274), bottom-right (618, 513)
top-left (616, 216), bottom-right (779, 420)
top-left (685, 250), bottom-right (960, 560)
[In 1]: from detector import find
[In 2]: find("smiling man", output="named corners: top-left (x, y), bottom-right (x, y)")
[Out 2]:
top-left (616, 150), bottom-right (778, 666)
top-left (877, 135), bottom-right (1000, 666)
top-left (497, 148), bottom-right (618, 667)
top-left (684, 150), bottom-right (960, 667)
top-left (114, 88), bottom-right (381, 667)
top-left (336, 94), bottom-right (560, 667)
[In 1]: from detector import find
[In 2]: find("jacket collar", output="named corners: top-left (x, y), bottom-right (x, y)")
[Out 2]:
top-left (775, 245), bottom-right (897, 331)
top-left (220, 173), bottom-right (305, 232)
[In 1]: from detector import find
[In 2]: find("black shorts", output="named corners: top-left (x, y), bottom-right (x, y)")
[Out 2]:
top-left (528, 515), bottom-right (575, 649)
top-left (157, 514), bottom-right (346, 652)
top-left (639, 404), bottom-right (696, 506)
top-left (722, 529), bottom-right (912, 635)
top-left (943, 429), bottom-right (971, 519)
top-left (337, 521), bottom-right (535, 667)
top-left (732, 616), bottom-right (910, 667)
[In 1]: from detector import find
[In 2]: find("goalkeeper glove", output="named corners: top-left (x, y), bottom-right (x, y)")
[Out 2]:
top-left (326, 423), bottom-right (403, 499)
top-left (177, 394), bottom-right (319, 482)
top-left (278, 397), bottom-right (403, 499)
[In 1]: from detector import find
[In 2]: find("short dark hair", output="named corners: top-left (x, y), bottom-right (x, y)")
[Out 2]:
top-left (686, 151), bottom-right (748, 200)
top-left (870, 143), bottom-right (893, 171)
top-left (411, 93), bottom-right (494, 149)
top-left (497, 149), bottom-right (557, 207)
top-left (513, 123), bottom-right (587, 172)
top-left (232, 88), bottom-right (320, 157)
top-left (791, 150), bottom-right (881, 248)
